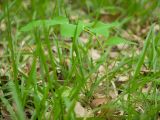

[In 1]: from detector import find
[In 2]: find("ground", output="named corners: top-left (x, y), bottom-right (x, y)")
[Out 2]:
top-left (0, 0), bottom-right (160, 120)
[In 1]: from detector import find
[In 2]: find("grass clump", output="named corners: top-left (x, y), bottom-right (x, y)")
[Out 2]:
top-left (0, 0), bottom-right (160, 120)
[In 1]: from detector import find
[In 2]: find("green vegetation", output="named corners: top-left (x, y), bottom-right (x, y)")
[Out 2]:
top-left (0, 0), bottom-right (160, 120)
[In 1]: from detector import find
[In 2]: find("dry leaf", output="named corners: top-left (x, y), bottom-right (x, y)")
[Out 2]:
top-left (109, 90), bottom-right (118, 99)
top-left (0, 20), bottom-right (6, 31)
top-left (116, 76), bottom-right (128, 83)
top-left (89, 49), bottom-right (100, 61)
top-left (0, 43), bottom-right (4, 58)
top-left (123, 94), bottom-right (128, 101)
top-left (109, 81), bottom-right (118, 99)
top-left (142, 82), bottom-right (152, 93)
top-left (80, 33), bottom-right (89, 43)
top-left (74, 102), bottom-right (87, 117)
top-left (98, 65), bottom-right (105, 75)
top-left (109, 52), bottom-right (118, 58)
top-left (90, 97), bottom-right (109, 108)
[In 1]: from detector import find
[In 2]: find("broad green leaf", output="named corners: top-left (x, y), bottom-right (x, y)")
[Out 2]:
top-left (60, 24), bottom-right (76, 37)
top-left (93, 21), bottom-right (120, 28)
top-left (60, 21), bottom-right (119, 38)
top-left (106, 36), bottom-right (135, 45)
top-left (20, 16), bottom-right (69, 32)
top-left (85, 21), bottom-right (120, 28)
top-left (60, 21), bottom-right (84, 37)
top-left (89, 21), bottom-right (120, 38)
top-left (90, 27), bottom-right (110, 38)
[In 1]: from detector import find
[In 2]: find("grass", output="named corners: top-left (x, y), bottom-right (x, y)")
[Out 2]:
top-left (0, 0), bottom-right (160, 120)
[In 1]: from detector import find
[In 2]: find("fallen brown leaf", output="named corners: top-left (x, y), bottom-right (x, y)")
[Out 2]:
top-left (0, 43), bottom-right (4, 58)
top-left (89, 49), bottom-right (100, 61)
top-left (74, 102), bottom-right (87, 117)
top-left (90, 97), bottom-right (109, 108)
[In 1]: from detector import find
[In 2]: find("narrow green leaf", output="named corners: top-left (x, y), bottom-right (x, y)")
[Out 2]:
top-left (9, 81), bottom-right (25, 120)
top-left (133, 25), bottom-right (154, 78)
top-left (106, 36), bottom-right (135, 45)
top-left (0, 97), bottom-right (17, 120)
